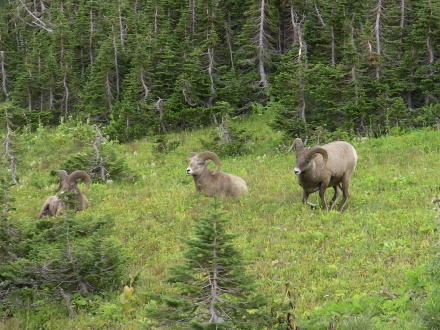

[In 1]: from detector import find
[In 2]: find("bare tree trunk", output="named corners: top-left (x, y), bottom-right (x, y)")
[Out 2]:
top-left (290, 5), bottom-right (307, 124)
top-left (349, 16), bottom-right (360, 103)
top-left (219, 115), bottom-right (231, 144)
top-left (27, 70), bottom-right (32, 111)
top-left (93, 126), bottom-right (106, 181)
top-left (314, 2), bottom-right (326, 27)
top-left (37, 54), bottom-right (42, 109)
top-left (17, 0), bottom-right (53, 33)
top-left (0, 51), bottom-right (7, 94)
top-left (126, 112), bottom-right (130, 139)
top-left (63, 63), bottom-right (69, 117)
top-left (89, 8), bottom-right (95, 65)
top-left (208, 222), bottom-right (224, 323)
top-left (4, 109), bottom-right (18, 185)
top-left (347, 14), bottom-right (367, 133)
top-left (190, 0), bottom-right (196, 43)
top-left (397, 0), bottom-right (406, 61)
top-left (105, 72), bottom-right (113, 107)
top-left (290, 6), bottom-right (306, 60)
top-left (207, 46), bottom-right (215, 107)
top-left (59, 288), bottom-right (77, 318)
top-left (225, 19), bottom-right (234, 69)
top-left (118, 2), bottom-right (126, 47)
top-left (399, 0), bottom-right (405, 30)
top-left (330, 26), bottom-right (335, 66)
top-left (257, 0), bottom-right (269, 91)
top-left (112, 25), bottom-right (120, 99)
top-left (298, 71), bottom-right (307, 124)
top-left (140, 67), bottom-right (149, 101)
top-left (48, 82), bottom-right (54, 110)
top-left (374, 0), bottom-right (382, 79)
top-left (154, 4), bottom-right (159, 36)
top-left (155, 98), bottom-right (167, 133)
top-left (425, 1), bottom-right (435, 104)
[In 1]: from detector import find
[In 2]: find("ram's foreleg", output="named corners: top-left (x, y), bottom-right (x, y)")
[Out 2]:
top-left (302, 190), bottom-right (319, 209)
top-left (329, 184), bottom-right (343, 210)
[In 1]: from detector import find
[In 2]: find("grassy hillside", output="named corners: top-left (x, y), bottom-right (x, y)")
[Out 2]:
top-left (3, 115), bottom-right (440, 329)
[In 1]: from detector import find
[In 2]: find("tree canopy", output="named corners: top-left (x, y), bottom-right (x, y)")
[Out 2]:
top-left (1, 0), bottom-right (439, 140)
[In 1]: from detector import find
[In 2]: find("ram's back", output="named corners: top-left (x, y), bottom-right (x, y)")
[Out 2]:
top-left (323, 141), bottom-right (358, 177)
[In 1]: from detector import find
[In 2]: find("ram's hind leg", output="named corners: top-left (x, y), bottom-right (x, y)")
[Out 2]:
top-left (338, 176), bottom-right (351, 212)
top-left (329, 184), bottom-right (342, 210)
top-left (319, 183), bottom-right (330, 210)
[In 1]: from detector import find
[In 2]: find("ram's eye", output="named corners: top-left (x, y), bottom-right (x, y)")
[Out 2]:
top-left (198, 163), bottom-right (204, 166)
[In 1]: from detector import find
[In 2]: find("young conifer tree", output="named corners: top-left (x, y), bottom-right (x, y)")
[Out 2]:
top-left (162, 198), bottom-right (268, 329)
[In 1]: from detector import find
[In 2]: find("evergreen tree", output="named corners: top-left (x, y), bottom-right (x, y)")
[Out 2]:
top-left (271, 48), bottom-right (309, 138)
top-left (236, 0), bottom-right (278, 102)
top-left (0, 213), bottom-right (127, 317)
top-left (153, 199), bottom-right (268, 329)
top-left (0, 106), bottom-right (19, 284)
top-left (400, 0), bottom-right (440, 109)
top-left (76, 37), bottom-right (116, 122)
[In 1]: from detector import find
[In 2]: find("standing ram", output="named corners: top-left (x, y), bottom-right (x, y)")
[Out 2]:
top-left (186, 151), bottom-right (248, 198)
top-left (38, 170), bottom-right (91, 218)
top-left (289, 138), bottom-right (357, 212)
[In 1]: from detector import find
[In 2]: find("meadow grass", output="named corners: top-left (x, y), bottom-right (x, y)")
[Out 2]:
top-left (5, 117), bottom-right (440, 329)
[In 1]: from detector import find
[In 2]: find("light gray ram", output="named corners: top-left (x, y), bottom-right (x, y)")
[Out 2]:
top-left (38, 170), bottom-right (91, 218)
top-left (186, 151), bottom-right (248, 198)
top-left (289, 138), bottom-right (357, 212)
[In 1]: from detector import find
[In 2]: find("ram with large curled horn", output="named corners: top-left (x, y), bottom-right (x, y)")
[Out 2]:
top-left (186, 151), bottom-right (248, 198)
top-left (288, 138), bottom-right (358, 212)
top-left (38, 170), bottom-right (91, 218)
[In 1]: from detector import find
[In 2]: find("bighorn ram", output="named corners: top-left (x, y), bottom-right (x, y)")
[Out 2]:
top-left (38, 170), bottom-right (91, 218)
top-left (289, 138), bottom-right (358, 212)
top-left (186, 151), bottom-right (248, 197)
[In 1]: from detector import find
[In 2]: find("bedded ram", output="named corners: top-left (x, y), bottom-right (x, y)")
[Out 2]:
top-left (38, 170), bottom-right (91, 218)
top-left (186, 151), bottom-right (248, 198)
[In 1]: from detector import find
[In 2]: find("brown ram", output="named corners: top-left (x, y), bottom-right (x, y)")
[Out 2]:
top-left (289, 138), bottom-right (357, 212)
top-left (186, 151), bottom-right (248, 198)
top-left (38, 170), bottom-right (91, 218)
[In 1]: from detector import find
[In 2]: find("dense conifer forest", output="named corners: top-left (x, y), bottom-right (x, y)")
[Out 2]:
top-left (1, 0), bottom-right (439, 140)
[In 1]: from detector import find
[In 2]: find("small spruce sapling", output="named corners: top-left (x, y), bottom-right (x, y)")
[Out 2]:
top-left (157, 199), bottom-right (268, 329)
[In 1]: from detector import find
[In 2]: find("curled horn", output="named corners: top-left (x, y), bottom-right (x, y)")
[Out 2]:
top-left (306, 147), bottom-right (328, 165)
top-left (68, 170), bottom-right (91, 192)
top-left (287, 138), bottom-right (304, 153)
top-left (199, 151), bottom-right (221, 173)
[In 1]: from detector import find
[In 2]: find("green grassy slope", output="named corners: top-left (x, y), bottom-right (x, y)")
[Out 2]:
top-left (5, 117), bottom-right (440, 329)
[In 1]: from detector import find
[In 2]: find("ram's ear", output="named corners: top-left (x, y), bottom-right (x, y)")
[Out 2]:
top-left (190, 152), bottom-right (197, 157)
